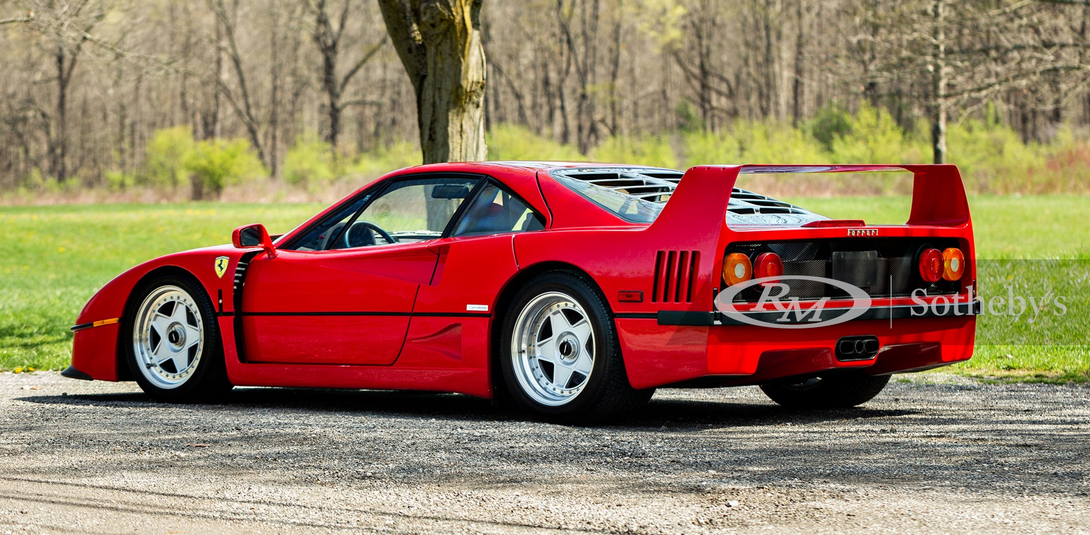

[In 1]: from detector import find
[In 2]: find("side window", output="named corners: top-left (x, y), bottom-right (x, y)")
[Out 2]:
top-left (281, 194), bottom-right (371, 251)
top-left (453, 182), bottom-right (545, 237)
top-left (335, 177), bottom-right (479, 249)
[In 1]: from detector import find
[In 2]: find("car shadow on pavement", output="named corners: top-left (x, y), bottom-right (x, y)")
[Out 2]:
top-left (621, 397), bottom-right (915, 429)
top-left (18, 386), bottom-right (915, 428)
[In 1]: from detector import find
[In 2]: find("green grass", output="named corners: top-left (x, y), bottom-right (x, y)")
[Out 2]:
top-left (1, 195), bottom-right (1087, 382)
top-left (788, 195), bottom-right (1090, 383)
top-left (0, 203), bottom-right (322, 372)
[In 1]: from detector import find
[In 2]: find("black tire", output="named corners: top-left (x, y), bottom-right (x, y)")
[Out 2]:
top-left (122, 274), bottom-right (232, 402)
top-left (760, 372), bottom-right (890, 409)
top-left (500, 271), bottom-right (653, 424)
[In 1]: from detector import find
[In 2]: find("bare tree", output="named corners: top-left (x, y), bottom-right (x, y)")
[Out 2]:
top-left (5, 0), bottom-right (1090, 190)
top-left (16, 0), bottom-right (107, 182)
top-left (306, 0), bottom-right (387, 149)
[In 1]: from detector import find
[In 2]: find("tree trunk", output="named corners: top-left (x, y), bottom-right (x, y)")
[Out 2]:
top-left (791, 0), bottom-right (804, 127)
top-left (269, 5), bottom-right (282, 178)
top-left (54, 46), bottom-right (69, 182)
top-left (313, 0), bottom-right (343, 147)
top-left (378, 0), bottom-right (487, 164)
top-left (929, 0), bottom-right (947, 164)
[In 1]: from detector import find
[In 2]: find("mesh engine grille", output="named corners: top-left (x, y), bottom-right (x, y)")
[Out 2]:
top-left (730, 238), bottom-right (962, 301)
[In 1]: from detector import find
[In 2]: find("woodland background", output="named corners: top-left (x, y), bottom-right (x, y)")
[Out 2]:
top-left (3, 0), bottom-right (1090, 202)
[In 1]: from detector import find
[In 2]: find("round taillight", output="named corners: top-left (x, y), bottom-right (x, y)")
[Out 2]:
top-left (918, 248), bottom-right (943, 283)
top-left (753, 252), bottom-right (783, 281)
top-left (723, 253), bottom-right (752, 286)
top-left (942, 248), bottom-right (965, 281)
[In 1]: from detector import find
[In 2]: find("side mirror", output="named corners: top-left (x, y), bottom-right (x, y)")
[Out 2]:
top-left (232, 223), bottom-right (277, 259)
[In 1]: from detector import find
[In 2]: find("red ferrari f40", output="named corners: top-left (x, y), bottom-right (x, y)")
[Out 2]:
top-left (68, 163), bottom-right (978, 422)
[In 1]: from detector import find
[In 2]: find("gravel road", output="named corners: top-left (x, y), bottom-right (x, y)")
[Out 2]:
top-left (1, 371), bottom-right (1087, 534)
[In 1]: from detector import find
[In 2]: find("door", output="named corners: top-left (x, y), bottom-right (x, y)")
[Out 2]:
top-left (239, 175), bottom-right (481, 365)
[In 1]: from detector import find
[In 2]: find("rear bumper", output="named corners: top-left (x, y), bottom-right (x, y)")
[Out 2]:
top-left (617, 305), bottom-right (977, 389)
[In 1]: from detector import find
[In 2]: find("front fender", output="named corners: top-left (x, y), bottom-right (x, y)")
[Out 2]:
top-left (71, 244), bottom-right (256, 381)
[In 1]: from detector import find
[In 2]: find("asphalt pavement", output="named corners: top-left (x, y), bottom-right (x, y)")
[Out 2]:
top-left (1, 371), bottom-right (1087, 534)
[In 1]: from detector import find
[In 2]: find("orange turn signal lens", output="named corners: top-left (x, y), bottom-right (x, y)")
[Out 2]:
top-left (918, 248), bottom-right (943, 283)
top-left (942, 248), bottom-right (965, 281)
top-left (723, 253), bottom-right (753, 286)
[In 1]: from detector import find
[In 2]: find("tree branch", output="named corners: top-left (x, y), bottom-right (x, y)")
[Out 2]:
top-left (1037, 0), bottom-right (1090, 6)
top-left (334, 0), bottom-right (350, 45)
top-left (338, 98), bottom-right (383, 109)
top-left (338, 35), bottom-right (387, 95)
top-left (949, 41), bottom-right (1090, 56)
top-left (0, 16), bottom-right (34, 25)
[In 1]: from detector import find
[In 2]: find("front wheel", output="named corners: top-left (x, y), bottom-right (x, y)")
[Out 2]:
top-left (760, 372), bottom-right (890, 409)
top-left (500, 271), bottom-right (653, 424)
top-left (123, 276), bottom-right (232, 402)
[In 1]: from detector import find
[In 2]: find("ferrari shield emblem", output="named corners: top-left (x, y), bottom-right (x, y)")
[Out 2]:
top-left (214, 256), bottom-right (230, 278)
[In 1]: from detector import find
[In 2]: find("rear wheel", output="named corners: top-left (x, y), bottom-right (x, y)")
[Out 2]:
top-left (124, 276), bottom-right (232, 402)
top-left (500, 271), bottom-right (653, 424)
top-left (760, 372), bottom-right (890, 409)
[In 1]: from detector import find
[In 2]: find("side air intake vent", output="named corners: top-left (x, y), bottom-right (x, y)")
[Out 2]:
top-left (652, 250), bottom-right (699, 303)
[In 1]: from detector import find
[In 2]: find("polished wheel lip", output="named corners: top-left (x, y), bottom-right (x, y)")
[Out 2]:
top-left (132, 285), bottom-right (204, 390)
top-left (511, 291), bottom-right (595, 407)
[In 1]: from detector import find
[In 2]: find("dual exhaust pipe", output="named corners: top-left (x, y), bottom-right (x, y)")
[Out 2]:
top-left (835, 335), bottom-right (880, 361)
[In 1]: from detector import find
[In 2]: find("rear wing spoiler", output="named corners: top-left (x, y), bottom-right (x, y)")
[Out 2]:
top-left (648, 164), bottom-right (970, 241)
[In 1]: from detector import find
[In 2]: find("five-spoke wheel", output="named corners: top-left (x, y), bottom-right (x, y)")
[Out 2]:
top-left (124, 276), bottom-right (231, 402)
top-left (511, 291), bottom-right (596, 406)
top-left (133, 285), bottom-right (205, 389)
top-left (501, 271), bottom-right (653, 423)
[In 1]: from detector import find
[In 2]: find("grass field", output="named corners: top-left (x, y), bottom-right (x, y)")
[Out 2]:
top-left (1, 195), bottom-right (1087, 382)
top-left (789, 196), bottom-right (1089, 382)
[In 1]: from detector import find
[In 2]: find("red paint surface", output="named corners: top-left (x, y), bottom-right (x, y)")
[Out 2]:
top-left (71, 163), bottom-right (977, 399)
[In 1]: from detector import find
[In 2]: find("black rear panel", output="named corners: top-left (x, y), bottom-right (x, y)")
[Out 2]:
top-left (727, 238), bottom-right (964, 301)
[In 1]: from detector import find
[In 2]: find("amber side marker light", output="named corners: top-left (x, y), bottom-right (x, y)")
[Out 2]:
top-left (723, 253), bottom-right (752, 286)
top-left (918, 248), bottom-right (944, 283)
top-left (942, 248), bottom-right (965, 281)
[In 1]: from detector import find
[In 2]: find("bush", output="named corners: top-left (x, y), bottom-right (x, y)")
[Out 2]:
top-left (349, 140), bottom-right (423, 178)
top-left (828, 103), bottom-right (927, 165)
top-left (946, 112), bottom-right (1045, 194)
top-left (682, 129), bottom-right (741, 166)
top-left (592, 134), bottom-right (677, 168)
top-left (730, 120), bottom-right (827, 165)
top-left (105, 170), bottom-right (136, 191)
top-left (809, 104), bottom-right (853, 152)
top-left (487, 124), bottom-right (584, 161)
top-left (144, 126), bottom-right (196, 188)
top-left (283, 136), bottom-right (338, 186)
top-left (1038, 127), bottom-right (1090, 194)
top-left (184, 138), bottom-right (265, 200)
